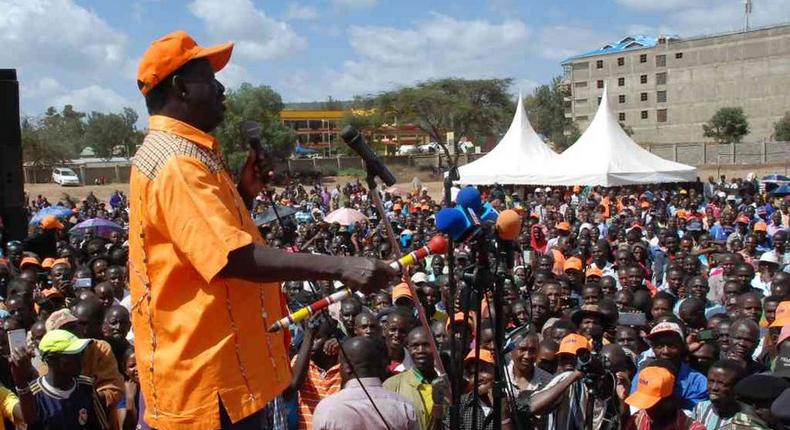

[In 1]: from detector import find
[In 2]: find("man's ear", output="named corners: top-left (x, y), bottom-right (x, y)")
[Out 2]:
top-left (171, 75), bottom-right (188, 101)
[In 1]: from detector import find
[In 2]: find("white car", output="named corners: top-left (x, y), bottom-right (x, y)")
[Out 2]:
top-left (52, 167), bottom-right (80, 186)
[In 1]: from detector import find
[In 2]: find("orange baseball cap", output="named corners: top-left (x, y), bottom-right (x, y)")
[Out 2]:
top-left (137, 31), bottom-right (234, 95)
top-left (771, 301), bottom-right (790, 327)
top-left (625, 366), bottom-right (675, 409)
top-left (754, 221), bottom-right (768, 232)
top-left (42, 258), bottom-right (56, 269)
top-left (464, 348), bottom-right (495, 365)
top-left (564, 257), bottom-right (583, 272)
top-left (585, 267), bottom-right (603, 278)
top-left (447, 312), bottom-right (476, 333)
top-left (558, 333), bottom-right (590, 356)
top-left (392, 283), bottom-right (413, 301)
top-left (52, 258), bottom-right (71, 269)
top-left (41, 214), bottom-right (64, 230)
top-left (20, 256), bottom-right (41, 270)
top-left (640, 201), bottom-right (650, 209)
top-left (557, 222), bottom-right (570, 232)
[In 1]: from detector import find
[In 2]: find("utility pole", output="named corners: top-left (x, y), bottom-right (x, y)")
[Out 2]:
top-left (744, 0), bottom-right (753, 31)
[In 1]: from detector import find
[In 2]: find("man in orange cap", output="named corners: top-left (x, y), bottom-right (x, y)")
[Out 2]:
top-left (530, 333), bottom-right (623, 429)
top-left (24, 214), bottom-right (64, 258)
top-left (625, 361), bottom-right (705, 429)
top-left (130, 31), bottom-right (394, 430)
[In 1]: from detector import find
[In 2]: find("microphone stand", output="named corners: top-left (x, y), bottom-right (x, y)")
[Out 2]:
top-left (443, 164), bottom-right (464, 430)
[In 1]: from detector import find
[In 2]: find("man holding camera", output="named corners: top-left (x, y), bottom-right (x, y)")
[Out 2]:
top-left (528, 334), bottom-right (627, 430)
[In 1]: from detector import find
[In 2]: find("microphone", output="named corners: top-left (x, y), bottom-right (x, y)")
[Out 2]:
top-left (268, 287), bottom-right (353, 332)
top-left (436, 207), bottom-right (477, 241)
top-left (240, 120), bottom-right (275, 183)
top-left (389, 235), bottom-right (448, 270)
top-left (495, 209), bottom-right (522, 272)
top-left (456, 187), bottom-right (483, 213)
top-left (340, 126), bottom-right (397, 186)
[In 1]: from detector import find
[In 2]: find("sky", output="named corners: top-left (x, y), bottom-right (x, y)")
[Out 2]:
top-left (3, 0), bottom-right (790, 121)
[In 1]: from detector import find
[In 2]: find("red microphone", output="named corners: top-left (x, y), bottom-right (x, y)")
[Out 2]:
top-left (389, 235), bottom-right (448, 270)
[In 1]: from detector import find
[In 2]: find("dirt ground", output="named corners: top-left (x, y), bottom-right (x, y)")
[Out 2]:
top-left (24, 176), bottom-right (447, 205)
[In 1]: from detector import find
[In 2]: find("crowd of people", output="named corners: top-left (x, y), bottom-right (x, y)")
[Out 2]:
top-left (0, 173), bottom-right (789, 430)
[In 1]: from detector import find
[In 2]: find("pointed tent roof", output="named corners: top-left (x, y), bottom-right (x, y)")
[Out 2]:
top-left (538, 85), bottom-right (696, 186)
top-left (456, 94), bottom-right (559, 185)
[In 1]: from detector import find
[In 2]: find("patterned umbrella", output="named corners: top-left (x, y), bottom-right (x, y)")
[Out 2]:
top-left (29, 206), bottom-right (75, 225)
top-left (323, 208), bottom-right (368, 226)
top-left (69, 218), bottom-right (124, 238)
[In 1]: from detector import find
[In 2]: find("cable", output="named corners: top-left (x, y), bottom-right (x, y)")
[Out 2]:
top-left (336, 340), bottom-right (392, 430)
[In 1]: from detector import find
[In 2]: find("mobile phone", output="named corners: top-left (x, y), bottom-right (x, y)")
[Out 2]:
top-left (618, 311), bottom-right (647, 327)
top-left (697, 329), bottom-right (718, 342)
top-left (74, 278), bottom-right (92, 289)
top-left (7, 329), bottom-right (26, 352)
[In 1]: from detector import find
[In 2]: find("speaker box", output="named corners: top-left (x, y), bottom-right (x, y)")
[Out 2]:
top-left (0, 69), bottom-right (27, 242)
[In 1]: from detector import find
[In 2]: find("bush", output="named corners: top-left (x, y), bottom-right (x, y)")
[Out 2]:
top-left (774, 112), bottom-right (790, 141)
top-left (337, 167), bottom-right (366, 178)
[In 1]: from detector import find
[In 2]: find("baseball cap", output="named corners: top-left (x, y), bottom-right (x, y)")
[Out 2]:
top-left (464, 348), bottom-right (495, 365)
top-left (778, 325), bottom-right (790, 346)
top-left (39, 329), bottom-right (91, 355)
top-left (20, 256), bottom-right (41, 270)
top-left (392, 283), bottom-right (413, 302)
top-left (647, 322), bottom-right (684, 340)
top-left (625, 366), bottom-right (675, 409)
top-left (410, 272), bottom-right (428, 284)
top-left (754, 221), bottom-right (768, 232)
top-left (771, 301), bottom-right (790, 327)
top-left (563, 257), bottom-right (583, 272)
top-left (558, 334), bottom-right (590, 356)
top-left (45, 309), bottom-right (79, 331)
top-left (41, 214), bottom-right (64, 230)
top-left (759, 252), bottom-right (780, 266)
top-left (41, 257), bottom-right (56, 269)
top-left (586, 267), bottom-right (603, 279)
top-left (557, 222), bottom-right (570, 232)
top-left (137, 31), bottom-right (233, 95)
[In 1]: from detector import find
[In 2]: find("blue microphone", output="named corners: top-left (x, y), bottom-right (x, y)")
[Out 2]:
top-left (456, 187), bottom-right (483, 214)
top-left (436, 207), bottom-right (476, 241)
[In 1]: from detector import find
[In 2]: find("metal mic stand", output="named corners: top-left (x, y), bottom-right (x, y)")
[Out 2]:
top-left (443, 165), bottom-right (464, 430)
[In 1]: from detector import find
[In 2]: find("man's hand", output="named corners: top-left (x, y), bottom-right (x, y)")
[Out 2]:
top-left (237, 150), bottom-right (271, 206)
top-left (431, 377), bottom-right (449, 405)
top-left (337, 257), bottom-right (397, 294)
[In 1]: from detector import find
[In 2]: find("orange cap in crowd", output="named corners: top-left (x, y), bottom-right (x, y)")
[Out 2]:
top-left (464, 348), bottom-right (495, 365)
top-left (771, 301), bottom-right (790, 327)
top-left (564, 257), bottom-right (583, 272)
top-left (447, 312), bottom-right (476, 334)
top-left (558, 334), bottom-right (590, 356)
top-left (41, 215), bottom-right (64, 230)
top-left (52, 258), bottom-right (71, 268)
top-left (42, 258), bottom-right (56, 269)
top-left (137, 31), bottom-right (233, 95)
top-left (557, 222), bottom-right (570, 232)
top-left (20, 256), bottom-right (41, 270)
top-left (585, 267), bottom-right (603, 279)
top-left (625, 366), bottom-right (675, 410)
top-left (754, 221), bottom-right (768, 232)
top-left (392, 283), bottom-right (413, 301)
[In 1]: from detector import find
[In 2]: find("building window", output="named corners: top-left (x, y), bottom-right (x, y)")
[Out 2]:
top-left (618, 94), bottom-right (626, 104)
top-left (618, 77), bottom-right (625, 86)
top-left (657, 90), bottom-right (667, 103)
top-left (641, 110), bottom-right (649, 119)
top-left (596, 60), bottom-right (604, 69)
top-left (574, 81), bottom-right (588, 88)
top-left (657, 109), bottom-right (668, 122)
top-left (575, 98), bottom-right (588, 105)
top-left (675, 52), bottom-right (683, 59)
top-left (640, 54), bottom-right (647, 63)
top-left (656, 72), bottom-right (667, 85)
top-left (575, 115), bottom-right (588, 121)
top-left (597, 80), bottom-right (604, 89)
top-left (572, 62), bottom-right (589, 71)
top-left (598, 97), bottom-right (602, 105)
top-left (618, 57), bottom-right (625, 66)
top-left (618, 112), bottom-right (626, 121)
top-left (640, 74), bottom-right (648, 84)
top-left (641, 92), bottom-right (648, 101)
top-left (656, 54), bottom-right (666, 67)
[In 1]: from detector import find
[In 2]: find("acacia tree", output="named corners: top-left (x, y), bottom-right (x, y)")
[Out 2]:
top-left (82, 109), bottom-right (143, 160)
top-left (774, 112), bottom-right (790, 141)
top-left (703, 107), bottom-right (750, 144)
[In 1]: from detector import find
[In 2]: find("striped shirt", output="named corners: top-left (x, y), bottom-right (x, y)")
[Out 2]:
top-left (293, 358), bottom-right (341, 430)
top-left (29, 375), bottom-right (109, 430)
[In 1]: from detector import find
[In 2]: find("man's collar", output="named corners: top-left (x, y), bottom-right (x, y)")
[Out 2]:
top-left (344, 377), bottom-right (382, 389)
top-left (148, 115), bottom-right (218, 150)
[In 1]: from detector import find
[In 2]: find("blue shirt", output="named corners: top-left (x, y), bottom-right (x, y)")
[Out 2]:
top-left (631, 361), bottom-right (708, 411)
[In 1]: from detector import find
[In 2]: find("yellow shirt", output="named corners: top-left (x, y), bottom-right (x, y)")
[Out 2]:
top-left (0, 385), bottom-right (19, 430)
top-left (129, 116), bottom-right (291, 430)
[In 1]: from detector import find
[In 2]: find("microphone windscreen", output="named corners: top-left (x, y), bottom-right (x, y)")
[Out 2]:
top-left (427, 235), bottom-right (449, 254)
top-left (456, 186), bottom-right (483, 213)
top-left (496, 209), bottom-right (522, 241)
top-left (436, 207), bottom-right (472, 241)
top-left (479, 202), bottom-right (499, 223)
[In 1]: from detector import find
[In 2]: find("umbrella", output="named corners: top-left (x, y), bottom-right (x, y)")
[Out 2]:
top-left (384, 185), bottom-right (409, 196)
top-left (69, 218), bottom-right (124, 239)
top-left (770, 184), bottom-right (790, 196)
top-left (324, 208), bottom-right (368, 226)
top-left (29, 206), bottom-right (74, 225)
top-left (254, 205), bottom-right (298, 226)
top-left (762, 174), bottom-right (790, 182)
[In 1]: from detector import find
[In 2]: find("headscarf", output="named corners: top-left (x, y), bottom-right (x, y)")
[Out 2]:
top-left (530, 224), bottom-right (547, 254)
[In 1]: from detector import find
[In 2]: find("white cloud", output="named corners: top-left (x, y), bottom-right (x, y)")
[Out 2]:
top-left (216, 63), bottom-right (255, 90)
top-left (0, 0), bottom-right (129, 83)
top-left (21, 77), bottom-right (64, 101)
top-left (189, 0), bottom-right (307, 60)
top-left (285, 2), bottom-right (318, 20)
top-left (536, 26), bottom-right (616, 61)
top-left (615, 0), bottom-right (705, 12)
top-left (309, 15), bottom-right (530, 100)
top-left (51, 85), bottom-right (134, 113)
top-left (331, 0), bottom-right (378, 9)
top-left (512, 78), bottom-right (540, 97)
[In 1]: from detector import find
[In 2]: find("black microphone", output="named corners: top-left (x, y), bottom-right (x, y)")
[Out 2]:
top-left (340, 125), bottom-right (396, 186)
top-left (240, 120), bottom-right (263, 153)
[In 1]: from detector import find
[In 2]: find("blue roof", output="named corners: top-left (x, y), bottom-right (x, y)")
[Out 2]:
top-left (561, 35), bottom-right (659, 64)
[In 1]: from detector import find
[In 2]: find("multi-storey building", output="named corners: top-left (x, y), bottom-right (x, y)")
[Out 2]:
top-left (562, 23), bottom-right (790, 144)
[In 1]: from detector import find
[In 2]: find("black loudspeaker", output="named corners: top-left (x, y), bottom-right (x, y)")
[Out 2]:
top-left (0, 69), bottom-right (26, 242)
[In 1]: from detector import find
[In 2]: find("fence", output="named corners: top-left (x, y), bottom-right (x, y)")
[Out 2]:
top-left (22, 142), bottom-right (789, 184)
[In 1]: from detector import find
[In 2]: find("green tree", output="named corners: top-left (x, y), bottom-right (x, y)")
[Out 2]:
top-left (82, 109), bottom-right (143, 160)
top-left (213, 83), bottom-right (297, 173)
top-left (20, 117), bottom-right (73, 166)
top-left (323, 96), bottom-right (344, 110)
top-left (774, 112), bottom-right (790, 141)
top-left (524, 77), bottom-right (577, 151)
top-left (703, 107), bottom-right (750, 144)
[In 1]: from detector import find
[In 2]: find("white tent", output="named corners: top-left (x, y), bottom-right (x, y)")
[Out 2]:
top-left (538, 85), bottom-right (697, 186)
top-left (456, 94), bottom-right (559, 185)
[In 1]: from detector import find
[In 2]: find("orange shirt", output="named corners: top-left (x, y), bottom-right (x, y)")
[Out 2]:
top-left (128, 116), bottom-right (291, 430)
top-left (291, 358), bottom-right (341, 430)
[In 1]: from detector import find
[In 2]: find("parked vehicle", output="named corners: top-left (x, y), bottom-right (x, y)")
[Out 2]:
top-left (52, 167), bottom-right (80, 186)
